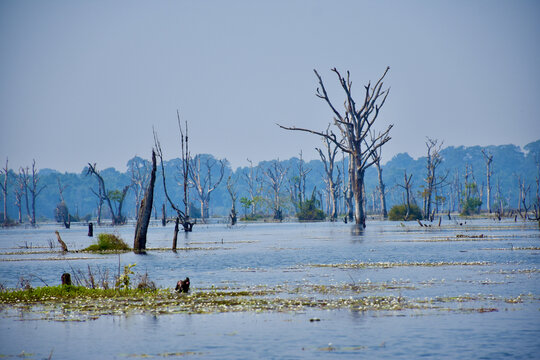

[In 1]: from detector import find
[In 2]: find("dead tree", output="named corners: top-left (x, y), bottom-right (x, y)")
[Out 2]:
top-left (422, 138), bottom-right (446, 221)
top-left (133, 150), bottom-right (157, 253)
top-left (279, 67), bottom-right (393, 227)
top-left (153, 113), bottom-right (194, 237)
top-left (0, 158), bottom-right (9, 223)
top-left (90, 185), bottom-right (104, 225)
top-left (14, 170), bottom-right (24, 223)
top-left (56, 177), bottom-right (70, 228)
top-left (243, 159), bottom-right (261, 216)
top-left (372, 146), bottom-right (388, 218)
top-left (316, 136), bottom-right (340, 221)
top-left (481, 149), bottom-right (494, 213)
top-left (21, 160), bottom-right (46, 226)
top-left (397, 171), bottom-right (414, 220)
top-left (264, 160), bottom-right (288, 221)
top-left (342, 153), bottom-right (354, 222)
top-left (189, 154), bottom-right (225, 223)
top-left (226, 175), bottom-right (238, 226)
top-left (86, 163), bottom-right (127, 225)
top-left (128, 156), bottom-right (151, 220)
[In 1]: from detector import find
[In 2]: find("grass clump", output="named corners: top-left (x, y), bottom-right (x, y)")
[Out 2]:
top-left (84, 233), bottom-right (130, 252)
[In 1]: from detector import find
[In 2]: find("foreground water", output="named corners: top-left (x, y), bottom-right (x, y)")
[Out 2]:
top-left (0, 219), bottom-right (538, 359)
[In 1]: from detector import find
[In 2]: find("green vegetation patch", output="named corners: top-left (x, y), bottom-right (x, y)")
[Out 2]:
top-left (388, 204), bottom-right (422, 221)
top-left (83, 233), bottom-right (131, 252)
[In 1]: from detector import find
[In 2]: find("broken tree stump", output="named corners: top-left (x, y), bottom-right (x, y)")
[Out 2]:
top-left (55, 231), bottom-right (68, 252)
top-left (61, 273), bottom-right (71, 286)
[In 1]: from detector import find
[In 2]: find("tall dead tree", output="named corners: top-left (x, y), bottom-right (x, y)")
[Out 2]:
top-left (189, 155), bottom-right (225, 223)
top-left (128, 156), bottom-right (151, 220)
top-left (133, 150), bottom-right (157, 253)
top-left (372, 146), bottom-right (388, 218)
top-left (14, 170), bottom-right (25, 223)
top-left (422, 138), bottom-right (446, 220)
top-left (0, 158), bottom-right (9, 223)
top-left (288, 151), bottom-right (311, 213)
top-left (226, 175), bottom-right (238, 226)
top-left (398, 171), bottom-right (414, 220)
top-left (55, 177), bottom-right (70, 228)
top-left (264, 160), bottom-right (288, 221)
top-left (280, 67), bottom-right (393, 227)
top-left (153, 112), bottom-right (195, 238)
top-left (316, 136), bottom-right (340, 221)
top-left (242, 159), bottom-right (262, 216)
top-left (481, 149), bottom-right (493, 214)
top-left (86, 163), bottom-right (127, 225)
top-left (21, 160), bottom-right (46, 226)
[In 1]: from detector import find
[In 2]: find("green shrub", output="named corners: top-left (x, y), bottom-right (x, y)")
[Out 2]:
top-left (388, 204), bottom-right (422, 221)
top-left (461, 198), bottom-right (482, 216)
top-left (297, 192), bottom-right (325, 221)
top-left (84, 233), bottom-right (130, 252)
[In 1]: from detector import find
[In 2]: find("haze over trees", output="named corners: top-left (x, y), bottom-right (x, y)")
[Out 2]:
top-left (1, 140), bottom-right (539, 225)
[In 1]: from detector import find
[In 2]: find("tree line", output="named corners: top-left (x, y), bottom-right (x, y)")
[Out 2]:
top-left (1, 139), bottom-right (538, 226)
top-left (1, 67), bottom-right (539, 226)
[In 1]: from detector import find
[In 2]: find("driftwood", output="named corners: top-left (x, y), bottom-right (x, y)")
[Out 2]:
top-left (55, 231), bottom-right (68, 252)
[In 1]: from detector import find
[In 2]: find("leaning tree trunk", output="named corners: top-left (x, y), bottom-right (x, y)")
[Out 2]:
top-left (133, 150), bottom-right (157, 253)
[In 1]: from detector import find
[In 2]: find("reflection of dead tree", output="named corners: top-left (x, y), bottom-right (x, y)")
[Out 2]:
top-left (264, 160), bottom-right (288, 221)
top-left (280, 67), bottom-right (392, 227)
top-left (86, 163), bottom-right (127, 225)
top-left (316, 136), bottom-right (340, 221)
top-left (189, 155), bottom-right (225, 223)
top-left (133, 150), bottom-right (157, 253)
top-left (226, 175), bottom-right (238, 226)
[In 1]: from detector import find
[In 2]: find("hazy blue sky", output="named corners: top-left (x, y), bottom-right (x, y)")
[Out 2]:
top-left (1, 0), bottom-right (539, 173)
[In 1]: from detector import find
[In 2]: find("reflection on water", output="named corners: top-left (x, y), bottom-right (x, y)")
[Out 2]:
top-left (0, 219), bottom-right (539, 359)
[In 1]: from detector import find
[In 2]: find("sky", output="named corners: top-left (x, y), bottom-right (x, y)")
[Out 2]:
top-left (1, 0), bottom-right (539, 173)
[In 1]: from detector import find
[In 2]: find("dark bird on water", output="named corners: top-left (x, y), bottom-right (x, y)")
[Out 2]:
top-left (176, 277), bottom-right (190, 293)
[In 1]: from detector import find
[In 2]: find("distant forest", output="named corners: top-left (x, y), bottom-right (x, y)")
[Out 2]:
top-left (1, 139), bottom-right (539, 224)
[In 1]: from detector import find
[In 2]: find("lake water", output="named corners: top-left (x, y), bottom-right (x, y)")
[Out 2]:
top-left (0, 219), bottom-right (539, 359)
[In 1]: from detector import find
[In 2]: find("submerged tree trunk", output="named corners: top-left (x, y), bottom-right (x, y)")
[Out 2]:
top-left (133, 150), bottom-right (157, 253)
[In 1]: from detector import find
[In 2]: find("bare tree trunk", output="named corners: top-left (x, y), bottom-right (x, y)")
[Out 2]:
top-left (375, 159), bottom-right (387, 218)
top-left (482, 149), bottom-right (493, 214)
top-left (133, 150), bottom-right (157, 253)
top-left (1, 159), bottom-right (8, 223)
top-left (161, 203), bottom-right (166, 226)
top-left (172, 217), bottom-right (179, 250)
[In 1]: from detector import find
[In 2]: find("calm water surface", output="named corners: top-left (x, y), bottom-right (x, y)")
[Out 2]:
top-left (0, 219), bottom-right (539, 359)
